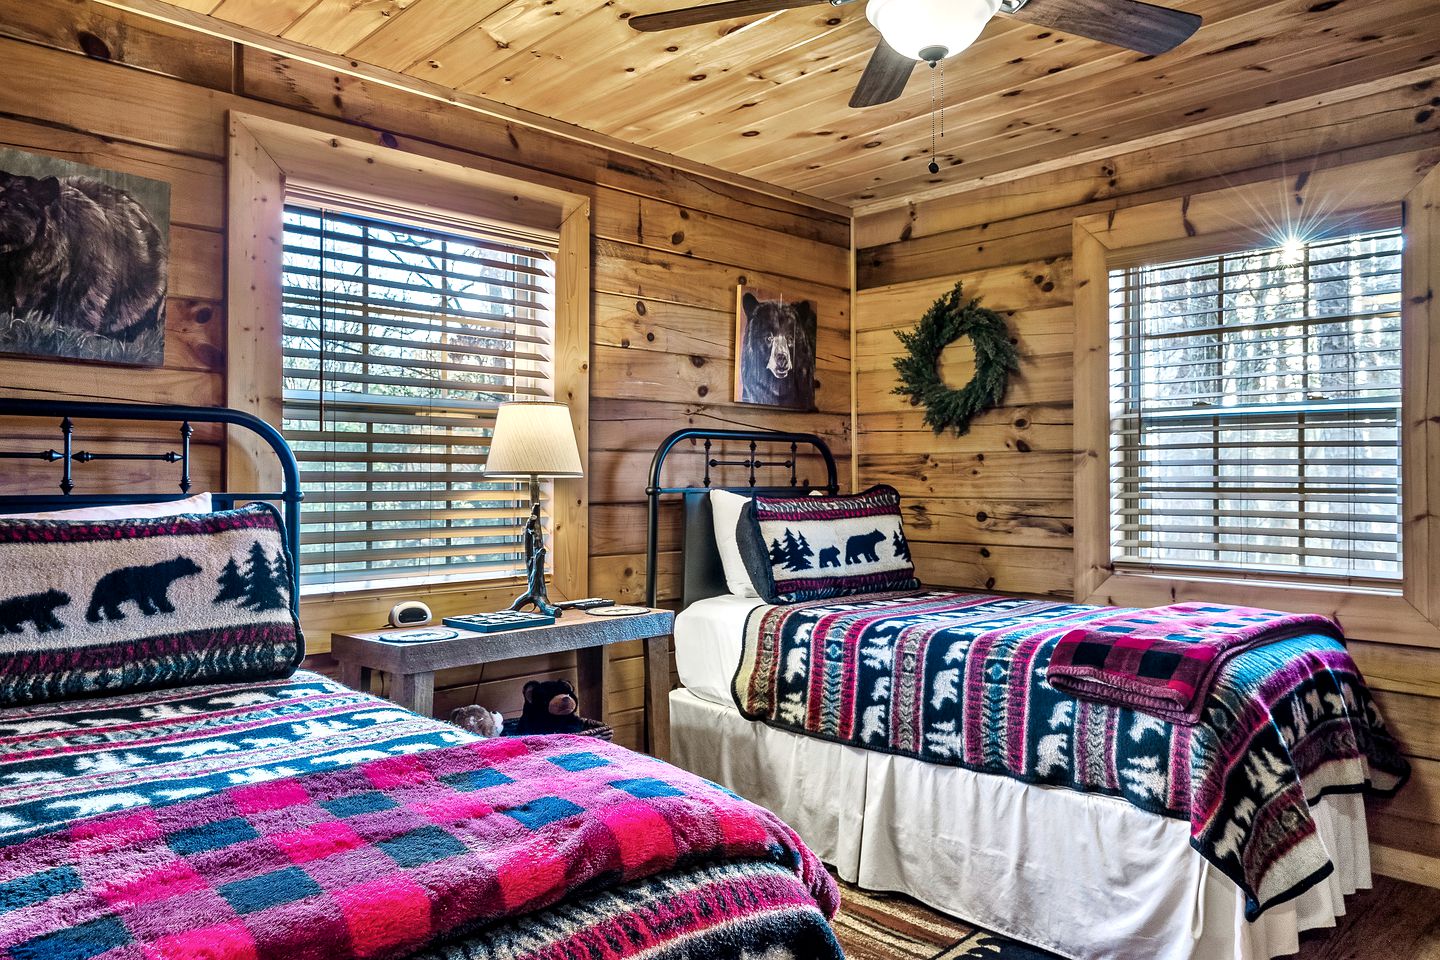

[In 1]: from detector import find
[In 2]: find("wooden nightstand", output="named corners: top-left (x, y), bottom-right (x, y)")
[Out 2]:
top-left (330, 607), bottom-right (677, 759)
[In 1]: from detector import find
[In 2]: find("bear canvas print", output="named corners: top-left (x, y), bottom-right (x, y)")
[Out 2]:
top-left (0, 147), bottom-right (169, 366)
top-left (735, 285), bottom-right (818, 410)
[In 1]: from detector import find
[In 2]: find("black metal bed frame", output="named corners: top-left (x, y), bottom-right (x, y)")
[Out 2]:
top-left (0, 399), bottom-right (303, 618)
top-left (644, 428), bottom-right (839, 608)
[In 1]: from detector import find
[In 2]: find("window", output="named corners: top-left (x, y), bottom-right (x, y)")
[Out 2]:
top-left (1108, 229), bottom-right (1403, 581)
top-left (280, 200), bottom-right (557, 591)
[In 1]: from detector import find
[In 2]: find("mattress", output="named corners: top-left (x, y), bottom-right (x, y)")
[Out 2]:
top-left (673, 592), bottom-right (762, 705)
top-left (670, 595), bottom-right (1375, 960)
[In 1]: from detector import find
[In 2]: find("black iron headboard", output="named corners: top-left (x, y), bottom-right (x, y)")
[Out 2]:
top-left (645, 428), bottom-right (839, 608)
top-left (0, 399), bottom-right (303, 618)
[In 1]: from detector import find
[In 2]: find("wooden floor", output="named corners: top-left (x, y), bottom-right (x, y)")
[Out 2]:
top-left (830, 875), bottom-right (1440, 959)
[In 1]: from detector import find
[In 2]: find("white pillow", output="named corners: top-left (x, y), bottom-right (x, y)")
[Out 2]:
top-left (709, 489), bottom-right (759, 598)
top-left (4, 491), bottom-right (213, 521)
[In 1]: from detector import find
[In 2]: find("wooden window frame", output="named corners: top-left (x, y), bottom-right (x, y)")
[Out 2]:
top-left (1073, 154), bottom-right (1440, 648)
top-left (225, 111), bottom-right (591, 605)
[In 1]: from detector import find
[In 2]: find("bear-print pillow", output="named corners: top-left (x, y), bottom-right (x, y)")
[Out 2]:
top-left (737, 484), bottom-right (919, 604)
top-left (0, 503), bottom-right (302, 706)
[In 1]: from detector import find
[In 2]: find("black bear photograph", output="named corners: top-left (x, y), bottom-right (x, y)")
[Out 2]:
top-left (0, 147), bottom-right (170, 366)
top-left (735, 285), bottom-right (817, 410)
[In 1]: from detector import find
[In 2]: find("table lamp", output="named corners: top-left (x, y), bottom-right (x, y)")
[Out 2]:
top-left (483, 401), bottom-right (583, 618)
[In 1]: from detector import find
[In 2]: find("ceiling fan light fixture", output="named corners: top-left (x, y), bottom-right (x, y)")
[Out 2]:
top-left (865, 0), bottom-right (1001, 63)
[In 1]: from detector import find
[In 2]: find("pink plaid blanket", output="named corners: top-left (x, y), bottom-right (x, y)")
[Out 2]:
top-left (1047, 602), bottom-right (1342, 723)
top-left (0, 735), bottom-right (837, 960)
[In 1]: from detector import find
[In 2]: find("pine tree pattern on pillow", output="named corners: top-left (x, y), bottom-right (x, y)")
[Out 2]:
top-left (0, 504), bottom-right (302, 705)
top-left (739, 485), bottom-right (919, 604)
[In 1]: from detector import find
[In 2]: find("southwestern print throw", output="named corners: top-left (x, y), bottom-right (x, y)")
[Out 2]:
top-left (1047, 603), bottom-right (1344, 723)
top-left (0, 503), bottom-right (301, 705)
top-left (738, 484), bottom-right (918, 603)
top-left (0, 675), bottom-right (841, 960)
top-left (733, 591), bottom-right (1409, 920)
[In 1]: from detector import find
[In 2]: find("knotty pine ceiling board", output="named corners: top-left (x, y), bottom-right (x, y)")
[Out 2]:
top-left (149, 0), bottom-right (1440, 209)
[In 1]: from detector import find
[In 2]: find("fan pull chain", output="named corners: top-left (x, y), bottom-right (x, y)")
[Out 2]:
top-left (927, 60), bottom-right (945, 175)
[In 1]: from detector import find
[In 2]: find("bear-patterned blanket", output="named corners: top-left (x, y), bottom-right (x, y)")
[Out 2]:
top-left (732, 591), bottom-right (1410, 920)
top-left (0, 673), bottom-right (841, 960)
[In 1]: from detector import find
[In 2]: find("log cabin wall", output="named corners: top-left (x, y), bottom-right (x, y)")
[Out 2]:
top-left (0, 0), bottom-right (851, 751)
top-left (852, 77), bottom-right (1440, 887)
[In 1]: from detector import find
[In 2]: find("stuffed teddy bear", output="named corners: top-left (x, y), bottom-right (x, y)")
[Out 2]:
top-left (515, 678), bottom-right (589, 735)
top-left (448, 704), bottom-right (504, 738)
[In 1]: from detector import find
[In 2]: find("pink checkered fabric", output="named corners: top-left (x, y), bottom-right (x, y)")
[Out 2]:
top-left (1047, 602), bottom-right (1342, 723)
top-left (0, 736), bottom-right (837, 960)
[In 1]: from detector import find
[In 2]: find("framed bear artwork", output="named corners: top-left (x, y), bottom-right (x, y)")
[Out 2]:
top-left (734, 284), bottom-right (818, 411)
top-left (0, 147), bottom-right (170, 366)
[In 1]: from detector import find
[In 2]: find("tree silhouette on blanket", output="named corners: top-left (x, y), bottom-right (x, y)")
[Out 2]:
top-left (213, 557), bottom-right (246, 604)
top-left (768, 528), bottom-right (815, 572)
top-left (892, 530), bottom-right (912, 562)
top-left (227, 542), bottom-right (289, 612)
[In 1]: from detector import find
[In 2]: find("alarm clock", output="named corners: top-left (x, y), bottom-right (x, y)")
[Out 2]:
top-left (387, 600), bottom-right (433, 628)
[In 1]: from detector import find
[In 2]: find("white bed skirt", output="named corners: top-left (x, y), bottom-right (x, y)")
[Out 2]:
top-left (671, 687), bottom-right (1371, 960)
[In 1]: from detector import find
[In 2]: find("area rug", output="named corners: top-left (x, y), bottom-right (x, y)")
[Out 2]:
top-left (831, 880), bottom-right (1061, 960)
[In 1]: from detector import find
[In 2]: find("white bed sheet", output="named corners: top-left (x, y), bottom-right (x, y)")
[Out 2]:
top-left (670, 595), bottom-right (1371, 960)
top-left (673, 592), bottom-right (763, 705)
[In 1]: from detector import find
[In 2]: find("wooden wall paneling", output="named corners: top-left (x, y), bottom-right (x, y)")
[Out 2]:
top-left (856, 81), bottom-right (1440, 254)
top-left (0, 3), bottom-right (851, 753)
top-left (552, 202), bottom-right (592, 604)
top-left (853, 99), bottom-right (1440, 885)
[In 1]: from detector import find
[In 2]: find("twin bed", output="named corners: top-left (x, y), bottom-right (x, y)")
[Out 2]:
top-left (0, 401), bottom-right (841, 960)
top-left (648, 428), bottom-right (1409, 960)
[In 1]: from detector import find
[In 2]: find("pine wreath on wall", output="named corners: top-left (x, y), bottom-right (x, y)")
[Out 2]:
top-left (892, 281), bottom-right (1019, 437)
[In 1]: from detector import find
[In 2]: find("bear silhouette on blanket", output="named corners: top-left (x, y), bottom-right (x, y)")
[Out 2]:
top-left (0, 589), bottom-right (70, 634)
top-left (845, 530), bottom-right (886, 564)
top-left (86, 557), bottom-right (201, 622)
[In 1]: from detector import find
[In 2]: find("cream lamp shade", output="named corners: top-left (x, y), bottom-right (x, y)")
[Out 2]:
top-left (483, 401), bottom-right (584, 479)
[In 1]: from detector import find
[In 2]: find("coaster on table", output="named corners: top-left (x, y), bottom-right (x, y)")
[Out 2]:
top-left (585, 605), bottom-right (649, 617)
top-left (375, 628), bottom-right (462, 644)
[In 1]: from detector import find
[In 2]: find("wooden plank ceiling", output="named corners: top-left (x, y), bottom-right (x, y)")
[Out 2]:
top-left (156, 0), bottom-right (1439, 209)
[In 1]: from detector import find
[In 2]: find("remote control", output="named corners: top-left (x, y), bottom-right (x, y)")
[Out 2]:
top-left (558, 598), bottom-right (615, 610)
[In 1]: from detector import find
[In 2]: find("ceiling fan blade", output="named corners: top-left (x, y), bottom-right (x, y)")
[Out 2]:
top-left (849, 39), bottom-right (916, 108)
top-left (1004, 0), bottom-right (1201, 55)
top-left (629, 0), bottom-right (824, 32)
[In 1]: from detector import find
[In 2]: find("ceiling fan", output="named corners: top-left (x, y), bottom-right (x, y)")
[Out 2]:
top-left (629, 0), bottom-right (1202, 108)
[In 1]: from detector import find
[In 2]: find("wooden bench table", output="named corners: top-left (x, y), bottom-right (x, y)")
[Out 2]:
top-left (331, 607), bottom-right (677, 759)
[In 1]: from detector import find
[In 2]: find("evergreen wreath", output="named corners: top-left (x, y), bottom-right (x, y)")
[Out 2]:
top-left (892, 281), bottom-right (1019, 437)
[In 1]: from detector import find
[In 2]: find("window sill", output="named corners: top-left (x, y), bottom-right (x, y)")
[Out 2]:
top-left (1108, 565), bottom-right (1405, 599)
top-left (301, 572), bottom-right (531, 602)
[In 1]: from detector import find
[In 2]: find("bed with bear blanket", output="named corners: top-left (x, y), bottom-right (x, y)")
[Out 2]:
top-left (646, 429), bottom-right (1411, 960)
top-left (0, 401), bottom-right (841, 960)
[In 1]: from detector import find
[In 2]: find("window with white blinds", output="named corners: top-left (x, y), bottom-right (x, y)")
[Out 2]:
top-left (1108, 228), bottom-right (1403, 581)
top-left (280, 201), bottom-right (557, 590)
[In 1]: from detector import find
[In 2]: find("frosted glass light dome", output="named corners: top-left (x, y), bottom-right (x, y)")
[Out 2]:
top-left (865, 0), bottom-right (1001, 62)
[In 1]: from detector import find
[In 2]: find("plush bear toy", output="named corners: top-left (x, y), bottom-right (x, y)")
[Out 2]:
top-left (515, 678), bottom-right (589, 735)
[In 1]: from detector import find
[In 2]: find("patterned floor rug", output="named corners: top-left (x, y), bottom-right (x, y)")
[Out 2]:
top-left (831, 881), bottom-right (1061, 960)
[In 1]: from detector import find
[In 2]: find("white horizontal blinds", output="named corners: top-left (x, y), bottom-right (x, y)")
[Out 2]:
top-left (1108, 229), bottom-right (1403, 581)
top-left (280, 201), bottom-right (558, 588)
